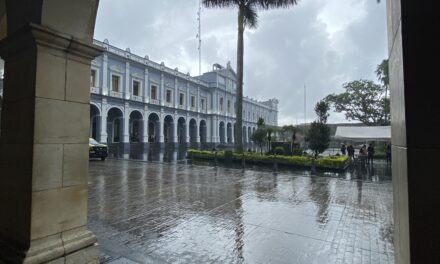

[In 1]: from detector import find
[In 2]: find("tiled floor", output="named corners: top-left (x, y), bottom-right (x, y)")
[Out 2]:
top-left (88, 159), bottom-right (393, 264)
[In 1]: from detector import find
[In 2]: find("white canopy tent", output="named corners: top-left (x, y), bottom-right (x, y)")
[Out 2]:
top-left (334, 126), bottom-right (391, 141)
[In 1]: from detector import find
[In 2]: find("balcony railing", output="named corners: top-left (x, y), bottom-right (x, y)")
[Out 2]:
top-left (90, 87), bottom-right (100, 94)
top-left (179, 105), bottom-right (186, 110)
top-left (110, 91), bottom-right (123, 98)
top-left (165, 102), bottom-right (173, 108)
top-left (132, 95), bottom-right (143, 102)
top-left (190, 107), bottom-right (196, 112)
top-left (150, 99), bottom-right (160, 105)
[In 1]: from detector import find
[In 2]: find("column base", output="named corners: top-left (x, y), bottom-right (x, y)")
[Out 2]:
top-left (0, 227), bottom-right (99, 264)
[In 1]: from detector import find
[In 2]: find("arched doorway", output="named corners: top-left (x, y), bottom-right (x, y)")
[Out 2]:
top-left (163, 115), bottom-right (174, 143)
top-left (227, 122), bottom-right (232, 143)
top-left (129, 110), bottom-right (143, 142)
top-left (148, 113), bottom-right (160, 143)
top-left (107, 107), bottom-right (124, 143)
top-left (219, 121), bottom-right (225, 143)
top-left (90, 104), bottom-right (100, 141)
top-left (189, 118), bottom-right (197, 143)
top-left (177, 117), bottom-right (186, 144)
top-left (200, 120), bottom-right (207, 143)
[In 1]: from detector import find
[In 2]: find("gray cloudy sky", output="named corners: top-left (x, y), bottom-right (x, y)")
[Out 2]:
top-left (94, 0), bottom-right (388, 125)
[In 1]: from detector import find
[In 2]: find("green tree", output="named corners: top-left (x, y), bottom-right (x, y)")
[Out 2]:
top-left (203, 0), bottom-right (299, 153)
top-left (257, 117), bottom-right (265, 128)
top-left (251, 127), bottom-right (267, 154)
top-left (307, 100), bottom-right (331, 158)
top-left (325, 80), bottom-right (390, 125)
top-left (375, 59), bottom-right (389, 89)
top-left (266, 126), bottom-right (276, 153)
top-left (281, 125), bottom-right (297, 154)
top-left (376, 59), bottom-right (389, 121)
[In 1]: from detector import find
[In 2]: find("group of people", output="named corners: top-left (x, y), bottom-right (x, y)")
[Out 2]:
top-left (340, 143), bottom-right (386, 165)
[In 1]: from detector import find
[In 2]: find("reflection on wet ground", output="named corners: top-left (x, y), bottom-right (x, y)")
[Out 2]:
top-left (88, 157), bottom-right (394, 264)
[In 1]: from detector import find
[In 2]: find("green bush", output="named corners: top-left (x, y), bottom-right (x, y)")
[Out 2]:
top-left (274, 146), bottom-right (285, 155)
top-left (188, 149), bottom-right (349, 170)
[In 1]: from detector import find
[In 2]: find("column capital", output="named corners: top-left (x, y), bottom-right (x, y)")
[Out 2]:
top-left (0, 23), bottom-right (103, 61)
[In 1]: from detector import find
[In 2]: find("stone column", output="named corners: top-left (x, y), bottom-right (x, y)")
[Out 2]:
top-left (387, 0), bottom-right (439, 263)
top-left (160, 73), bottom-right (164, 106)
top-left (186, 114), bottom-right (190, 143)
top-left (196, 118), bottom-right (200, 143)
top-left (173, 113), bottom-right (178, 143)
top-left (174, 79), bottom-right (178, 108)
top-left (102, 53), bottom-right (109, 96)
top-left (123, 104), bottom-right (130, 143)
top-left (143, 117), bottom-right (149, 143)
top-left (144, 68), bottom-right (149, 103)
top-left (207, 119), bottom-right (212, 143)
top-left (231, 122), bottom-right (235, 143)
top-left (100, 99), bottom-right (108, 143)
top-left (125, 61), bottom-right (130, 99)
top-left (197, 87), bottom-right (200, 112)
top-left (159, 111), bottom-right (164, 143)
top-left (0, 24), bottom-right (101, 263)
top-left (186, 83), bottom-right (190, 111)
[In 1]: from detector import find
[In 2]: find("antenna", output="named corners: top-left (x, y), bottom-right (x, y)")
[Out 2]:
top-left (197, 0), bottom-right (202, 76)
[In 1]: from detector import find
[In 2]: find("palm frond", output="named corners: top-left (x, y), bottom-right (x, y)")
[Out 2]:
top-left (256, 0), bottom-right (299, 10)
top-left (243, 4), bottom-right (258, 28)
top-left (202, 0), bottom-right (240, 8)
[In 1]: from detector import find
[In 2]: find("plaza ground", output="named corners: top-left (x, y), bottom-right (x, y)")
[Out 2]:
top-left (88, 158), bottom-right (393, 264)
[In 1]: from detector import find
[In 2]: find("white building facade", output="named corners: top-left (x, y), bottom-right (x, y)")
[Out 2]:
top-left (90, 39), bottom-right (278, 148)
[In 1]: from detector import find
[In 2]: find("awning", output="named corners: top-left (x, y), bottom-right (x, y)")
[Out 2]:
top-left (334, 126), bottom-right (391, 141)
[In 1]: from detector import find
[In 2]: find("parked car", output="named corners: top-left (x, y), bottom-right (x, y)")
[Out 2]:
top-left (89, 138), bottom-right (108, 161)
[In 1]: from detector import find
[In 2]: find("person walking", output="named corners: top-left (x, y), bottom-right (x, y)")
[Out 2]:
top-left (386, 143), bottom-right (392, 165)
top-left (347, 145), bottom-right (354, 161)
top-left (341, 143), bottom-right (347, 155)
top-left (367, 143), bottom-right (375, 165)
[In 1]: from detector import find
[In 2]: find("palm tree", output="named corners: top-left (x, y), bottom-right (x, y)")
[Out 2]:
top-left (282, 124), bottom-right (297, 154)
top-left (203, 0), bottom-right (299, 153)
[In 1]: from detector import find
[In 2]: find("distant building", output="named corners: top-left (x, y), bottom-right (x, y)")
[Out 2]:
top-left (89, 39), bottom-right (278, 147)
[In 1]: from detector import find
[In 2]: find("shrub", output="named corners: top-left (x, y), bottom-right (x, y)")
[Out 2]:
top-left (274, 146), bottom-right (285, 155)
top-left (188, 149), bottom-right (349, 170)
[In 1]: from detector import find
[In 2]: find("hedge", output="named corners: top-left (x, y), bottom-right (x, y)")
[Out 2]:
top-left (187, 149), bottom-right (349, 171)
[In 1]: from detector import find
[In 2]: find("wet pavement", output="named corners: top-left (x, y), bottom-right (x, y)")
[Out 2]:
top-left (88, 158), bottom-right (394, 264)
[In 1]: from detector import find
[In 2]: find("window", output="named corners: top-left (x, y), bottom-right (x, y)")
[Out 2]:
top-left (220, 97), bottom-right (223, 111)
top-left (191, 96), bottom-right (196, 108)
top-left (151, 85), bottom-right (157, 100)
top-left (201, 98), bottom-right (205, 110)
top-left (179, 93), bottom-right (185, 105)
top-left (227, 100), bottom-right (231, 113)
top-left (91, 70), bottom-right (96, 87)
top-left (133, 80), bottom-right (140, 96)
top-left (166, 89), bottom-right (172, 103)
top-left (248, 112), bottom-right (251, 119)
top-left (111, 75), bottom-right (119, 92)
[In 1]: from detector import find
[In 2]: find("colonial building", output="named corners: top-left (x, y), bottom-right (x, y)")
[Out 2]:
top-left (90, 39), bottom-right (278, 147)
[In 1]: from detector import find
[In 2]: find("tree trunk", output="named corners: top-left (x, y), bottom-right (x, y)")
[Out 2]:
top-left (235, 6), bottom-right (244, 153)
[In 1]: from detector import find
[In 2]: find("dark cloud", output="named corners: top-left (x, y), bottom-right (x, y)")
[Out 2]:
top-left (94, 0), bottom-right (387, 125)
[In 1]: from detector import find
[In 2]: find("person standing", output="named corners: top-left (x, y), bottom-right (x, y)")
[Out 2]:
top-left (367, 143), bottom-right (375, 165)
top-left (341, 143), bottom-right (347, 155)
top-left (386, 143), bottom-right (392, 164)
top-left (347, 145), bottom-right (354, 161)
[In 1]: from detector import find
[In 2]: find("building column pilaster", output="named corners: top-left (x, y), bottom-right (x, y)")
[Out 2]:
top-left (0, 24), bottom-right (101, 263)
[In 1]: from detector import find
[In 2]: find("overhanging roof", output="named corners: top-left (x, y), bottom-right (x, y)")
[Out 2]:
top-left (334, 126), bottom-right (391, 141)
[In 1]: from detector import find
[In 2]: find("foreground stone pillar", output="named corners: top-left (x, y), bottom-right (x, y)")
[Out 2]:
top-left (0, 23), bottom-right (101, 263)
top-left (387, 0), bottom-right (438, 263)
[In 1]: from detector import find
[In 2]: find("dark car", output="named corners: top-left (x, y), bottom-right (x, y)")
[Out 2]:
top-left (89, 138), bottom-right (108, 161)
